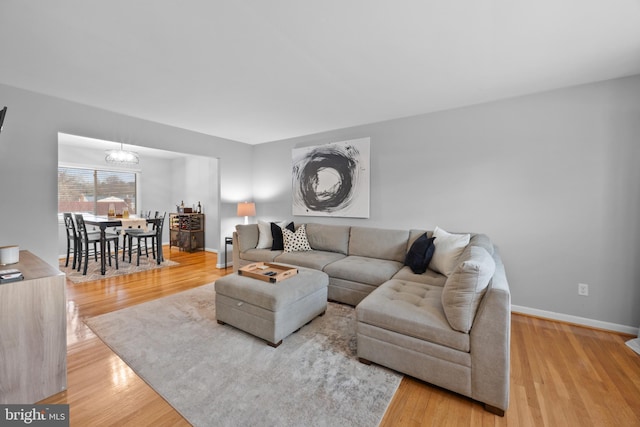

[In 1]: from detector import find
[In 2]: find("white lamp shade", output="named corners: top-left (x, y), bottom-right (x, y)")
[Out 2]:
top-left (237, 202), bottom-right (256, 217)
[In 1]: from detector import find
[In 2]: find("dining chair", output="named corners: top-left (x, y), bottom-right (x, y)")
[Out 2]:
top-left (122, 211), bottom-right (159, 262)
top-left (128, 212), bottom-right (166, 266)
top-left (63, 213), bottom-right (101, 269)
top-left (63, 213), bottom-right (79, 269)
top-left (74, 213), bottom-right (119, 275)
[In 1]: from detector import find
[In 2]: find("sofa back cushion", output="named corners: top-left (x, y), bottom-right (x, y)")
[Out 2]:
top-left (349, 226), bottom-right (409, 262)
top-left (305, 223), bottom-right (350, 255)
top-left (468, 233), bottom-right (494, 255)
top-left (236, 224), bottom-right (259, 252)
top-left (441, 245), bottom-right (496, 333)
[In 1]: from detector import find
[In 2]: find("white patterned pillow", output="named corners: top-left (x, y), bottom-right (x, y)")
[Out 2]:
top-left (282, 224), bottom-right (312, 253)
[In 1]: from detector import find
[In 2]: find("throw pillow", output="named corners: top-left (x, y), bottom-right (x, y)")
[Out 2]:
top-left (282, 224), bottom-right (312, 253)
top-left (271, 221), bottom-right (294, 250)
top-left (257, 220), bottom-right (285, 249)
top-left (441, 246), bottom-right (496, 333)
top-left (404, 233), bottom-right (436, 274)
top-left (429, 226), bottom-right (470, 277)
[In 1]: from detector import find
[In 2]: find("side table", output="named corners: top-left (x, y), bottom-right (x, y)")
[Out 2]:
top-left (224, 236), bottom-right (232, 269)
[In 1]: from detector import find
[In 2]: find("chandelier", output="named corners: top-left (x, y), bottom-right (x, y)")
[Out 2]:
top-left (105, 142), bottom-right (139, 165)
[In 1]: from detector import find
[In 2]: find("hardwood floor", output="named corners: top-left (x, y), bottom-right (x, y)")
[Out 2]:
top-left (380, 316), bottom-right (640, 427)
top-left (41, 248), bottom-right (640, 426)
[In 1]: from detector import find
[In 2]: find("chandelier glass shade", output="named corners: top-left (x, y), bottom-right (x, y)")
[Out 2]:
top-left (105, 143), bottom-right (139, 165)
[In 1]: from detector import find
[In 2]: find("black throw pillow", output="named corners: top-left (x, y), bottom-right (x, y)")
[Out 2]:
top-left (271, 221), bottom-right (294, 250)
top-left (405, 233), bottom-right (436, 274)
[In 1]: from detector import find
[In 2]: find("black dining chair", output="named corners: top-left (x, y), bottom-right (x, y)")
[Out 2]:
top-left (122, 211), bottom-right (158, 262)
top-left (63, 213), bottom-right (101, 269)
top-left (127, 212), bottom-right (166, 266)
top-left (63, 213), bottom-right (79, 269)
top-left (74, 213), bottom-right (119, 275)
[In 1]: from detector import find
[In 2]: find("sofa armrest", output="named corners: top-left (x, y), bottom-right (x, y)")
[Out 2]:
top-left (470, 247), bottom-right (511, 412)
top-left (232, 232), bottom-right (240, 272)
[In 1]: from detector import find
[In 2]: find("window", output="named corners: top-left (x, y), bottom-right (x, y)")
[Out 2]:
top-left (58, 166), bottom-right (137, 215)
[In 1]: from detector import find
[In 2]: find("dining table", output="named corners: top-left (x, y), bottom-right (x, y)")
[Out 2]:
top-left (81, 214), bottom-right (163, 275)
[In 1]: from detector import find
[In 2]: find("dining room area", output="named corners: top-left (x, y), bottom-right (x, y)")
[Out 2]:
top-left (57, 132), bottom-right (220, 282)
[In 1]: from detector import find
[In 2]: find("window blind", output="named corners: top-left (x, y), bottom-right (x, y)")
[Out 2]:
top-left (58, 166), bottom-right (137, 215)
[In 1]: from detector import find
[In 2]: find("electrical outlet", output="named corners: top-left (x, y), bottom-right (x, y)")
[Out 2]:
top-left (578, 283), bottom-right (589, 296)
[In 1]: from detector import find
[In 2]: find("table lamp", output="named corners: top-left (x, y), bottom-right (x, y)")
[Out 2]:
top-left (237, 202), bottom-right (256, 225)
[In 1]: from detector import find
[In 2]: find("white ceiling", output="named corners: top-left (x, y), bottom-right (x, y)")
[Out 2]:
top-left (1, 1), bottom-right (639, 145)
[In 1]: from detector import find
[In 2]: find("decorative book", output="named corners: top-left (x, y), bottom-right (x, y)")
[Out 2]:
top-left (0, 268), bottom-right (24, 284)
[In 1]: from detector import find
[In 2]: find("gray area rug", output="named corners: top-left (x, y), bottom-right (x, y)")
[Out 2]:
top-left (59, 256), bottom-right (178, 283)
top-left (85, 283), bottom-right (402, 427)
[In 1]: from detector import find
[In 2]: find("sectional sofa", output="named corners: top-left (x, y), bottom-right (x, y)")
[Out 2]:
top-left (232, 222), bottom-right (511, 415)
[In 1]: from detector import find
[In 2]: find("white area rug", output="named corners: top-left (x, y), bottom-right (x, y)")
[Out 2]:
top-left (85, 283), bottom-right (402, 427)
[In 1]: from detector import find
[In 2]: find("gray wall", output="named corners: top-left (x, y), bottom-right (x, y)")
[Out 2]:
top-left (251, 75), bottom-right (640, 329)
top-left (0, 83), bottom-right (252, 267)
top-left (171, 155), bottom-right (220, 252)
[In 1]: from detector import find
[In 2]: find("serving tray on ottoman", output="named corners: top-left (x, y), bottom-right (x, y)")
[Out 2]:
top-left (238, 262), bottom-right (298, 283)
top-left (215, 265), bottom-right (328, 347)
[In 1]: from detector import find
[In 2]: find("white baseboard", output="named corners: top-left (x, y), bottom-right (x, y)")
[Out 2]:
top-left (511, 304), bottom-right (639, 336)
top-left (216, 261), bottom-right (232, 268)
top-left (204, 247), bottom-right (233, 269)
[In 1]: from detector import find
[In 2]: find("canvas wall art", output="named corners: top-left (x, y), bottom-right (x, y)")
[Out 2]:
top-left (292, 137), bottom-right (370, 218)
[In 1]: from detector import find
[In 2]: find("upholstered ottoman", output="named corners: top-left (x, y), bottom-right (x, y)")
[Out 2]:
top-left (215, 266), bottom-right (329, 347)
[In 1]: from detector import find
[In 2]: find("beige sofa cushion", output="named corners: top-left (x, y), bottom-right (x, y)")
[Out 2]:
top-left (349, 226), bottom-right (410, 262)
top-left (275, 250), bottom-right (345, 270)
top-left (305, 223), bottom-right (350, 255)
top-left (240, 248), bottom-right (282, 263)
top-left (392, 265), bottom-right (447, 288)
top-left (357, 279), bottom-right (470, 352)
top-left (236, 224), bottom-right (259, 252)
top-left (323, 256), bottom-right (404, 287)
top-left (442, 246), bottom-right (496, 333)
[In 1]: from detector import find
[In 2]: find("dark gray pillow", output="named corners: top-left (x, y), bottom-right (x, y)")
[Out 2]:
top-left (271, 221), bottom-right (294, 250)
top-left (405, 233), bottom-right (435, 274)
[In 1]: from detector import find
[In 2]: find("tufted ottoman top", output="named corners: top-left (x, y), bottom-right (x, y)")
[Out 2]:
top-left (356, 279), bottom-right (470, 352)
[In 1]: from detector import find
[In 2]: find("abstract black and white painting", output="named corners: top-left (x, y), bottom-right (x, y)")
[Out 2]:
top-left (292, 137), bottom-right (370, 218)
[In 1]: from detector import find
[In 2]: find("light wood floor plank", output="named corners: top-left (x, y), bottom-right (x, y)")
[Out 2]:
top-left (39, 248), bottom-right (640, 426)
